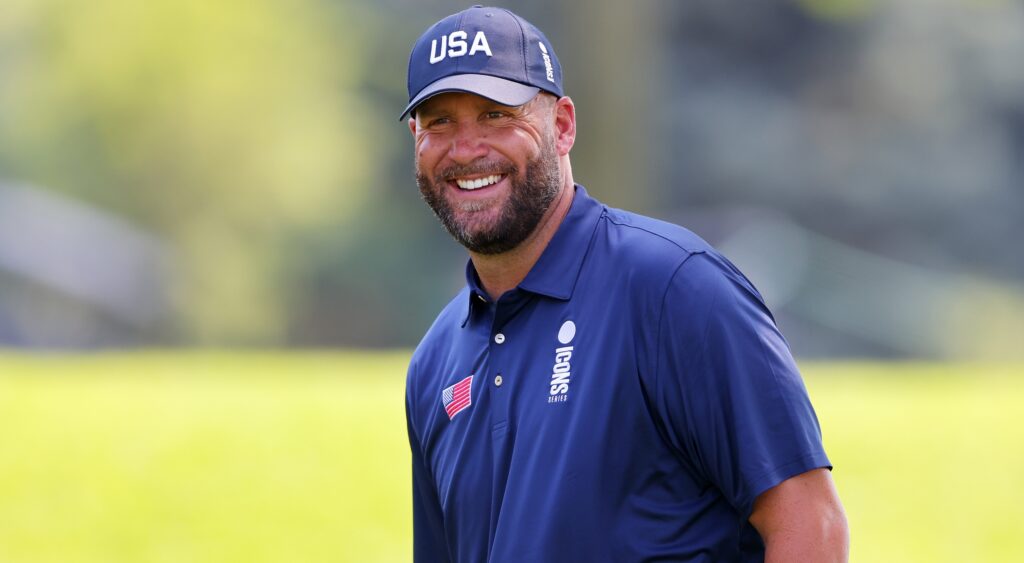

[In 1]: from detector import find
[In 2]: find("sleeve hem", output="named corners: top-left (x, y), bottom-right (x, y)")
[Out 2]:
top-left (738, 451), bottom-right (833, 519)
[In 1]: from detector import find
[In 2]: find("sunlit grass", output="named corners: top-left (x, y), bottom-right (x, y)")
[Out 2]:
top-left (0, 352), bottom-right (411, 563)
top-left (803, 362), bottom-right (1024, 563)
top-left (1, 354), bottom-right (1022, 562)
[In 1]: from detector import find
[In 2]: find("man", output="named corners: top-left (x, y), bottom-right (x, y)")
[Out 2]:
top-left (402, 6), bottom-right (848, 562)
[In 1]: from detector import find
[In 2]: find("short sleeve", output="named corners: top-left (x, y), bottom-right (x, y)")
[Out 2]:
top-left (651, 252), bottom-right (831, 518)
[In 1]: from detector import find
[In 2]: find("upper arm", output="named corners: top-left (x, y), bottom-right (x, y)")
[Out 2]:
top-left (410, 432), bottom-right (451, 563)
top-left (406, 365), bottom-right (452, 563)
top-left (649, 252), bottom-right (832, 515)
top-left (749, 468), bottom-right (849, 562)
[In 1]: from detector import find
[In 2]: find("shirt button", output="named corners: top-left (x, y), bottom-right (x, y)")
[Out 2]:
top-left (494, 333), bottom-right (505, 344)
top-left (494, 374), bottom-right (503, 387)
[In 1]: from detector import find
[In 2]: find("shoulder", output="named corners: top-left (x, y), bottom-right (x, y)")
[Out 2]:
top-left (590, 206), bottom-right (777, 363)
top-left (589, 205), bottom-right (753, 301)
top-left (600, 206), bottom-right (712, 259)
top-left (606, 205), bottom-right (762, 292)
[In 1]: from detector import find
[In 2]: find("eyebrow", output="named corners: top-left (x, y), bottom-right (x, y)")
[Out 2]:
top-left (415, 105), bottom-right (446, 119)
top-left (416, 98), bottom-right (526, 121)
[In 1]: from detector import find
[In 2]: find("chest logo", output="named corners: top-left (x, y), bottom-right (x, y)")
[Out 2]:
top-left (548, 320), bottom-right (576, 403)
top-left (442, 375), bottom-right (474, 420)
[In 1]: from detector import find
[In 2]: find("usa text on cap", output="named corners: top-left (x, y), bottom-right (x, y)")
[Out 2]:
top-left (401, 6), bottom-right (564, 121)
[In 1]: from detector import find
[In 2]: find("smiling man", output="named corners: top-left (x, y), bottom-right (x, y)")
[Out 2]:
top-left (402, 6), bottom-right (848, 563)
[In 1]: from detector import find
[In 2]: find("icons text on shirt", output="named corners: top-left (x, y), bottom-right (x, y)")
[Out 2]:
top-left (549, 320), bottom-right (576, 403)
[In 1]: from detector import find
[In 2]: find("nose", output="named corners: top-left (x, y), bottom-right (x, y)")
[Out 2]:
top-left (447, 122), bottom-right (489, 165)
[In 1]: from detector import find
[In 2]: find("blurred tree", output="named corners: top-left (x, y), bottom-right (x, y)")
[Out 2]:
top-left (0, 0), bottom-right (372, 344)
top-left (2, 0), bottom-right (1022, 357)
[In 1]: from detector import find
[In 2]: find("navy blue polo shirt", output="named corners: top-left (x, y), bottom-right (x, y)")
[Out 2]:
top-left (405, 186), bottom-right (831, 562)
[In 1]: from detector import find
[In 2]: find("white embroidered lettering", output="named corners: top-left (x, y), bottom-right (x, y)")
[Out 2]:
top-left (429, 37), bottom-right (447, 64)
top-left (469, 31), bottom-right (493, 57)
top-left (429, 31), bottom-right (492, 64)
top-left (447, 31), bottom-right (468, 57)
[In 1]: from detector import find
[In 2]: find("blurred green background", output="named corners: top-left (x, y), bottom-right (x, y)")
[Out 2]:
top-left (2, 355), bottom-right (1023, 562)
top-left (2, 0), bottom-right (1024, 561)
top-left (3, 0), bottom-right (1023, 355)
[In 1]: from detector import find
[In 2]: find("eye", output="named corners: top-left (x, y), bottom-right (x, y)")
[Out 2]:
top-left (485, 110), bottom-right (507, 120)
top-left (426, 116), bottom-right (451, 128)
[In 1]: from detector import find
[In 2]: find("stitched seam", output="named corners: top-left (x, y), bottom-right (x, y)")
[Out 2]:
top-left (652, 253), bottom-right (704, 428)
top-left (454, 11), bottom-right (466, 74)
top-left (605, 214), bottom-right (701, 255)
top-left (501, 8), bottom-right (529, 80)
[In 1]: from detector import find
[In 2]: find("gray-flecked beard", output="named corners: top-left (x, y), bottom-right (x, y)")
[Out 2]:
top-left (416, 147), bottom-right (561, 255)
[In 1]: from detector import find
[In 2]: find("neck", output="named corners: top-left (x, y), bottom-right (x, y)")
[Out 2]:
top-left (470, 169), bottom-right (576, 301)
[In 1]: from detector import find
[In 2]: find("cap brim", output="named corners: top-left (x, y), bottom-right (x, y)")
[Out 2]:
top-left (399, 74), bottom-right (541, 121)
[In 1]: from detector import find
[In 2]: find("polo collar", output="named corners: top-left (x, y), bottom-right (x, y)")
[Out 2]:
top-left (462, 184), bottom-right (604, 324)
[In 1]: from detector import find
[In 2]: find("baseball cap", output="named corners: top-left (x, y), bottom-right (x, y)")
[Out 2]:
top-left (400, 5), bottom-right (564, 121)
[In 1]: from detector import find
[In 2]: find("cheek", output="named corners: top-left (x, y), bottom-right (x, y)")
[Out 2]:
top-left (414, 143), bottom-right (438, 172)
top-left (487, 130), bottom-right (536, 161)
top-left (415, 135), bottom-right (448, 163)
top-left (511, 126), bottom-right (546, 156)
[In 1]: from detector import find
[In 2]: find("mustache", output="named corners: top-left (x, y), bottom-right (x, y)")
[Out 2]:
top-left (437, 161), bottom-right (516, 181)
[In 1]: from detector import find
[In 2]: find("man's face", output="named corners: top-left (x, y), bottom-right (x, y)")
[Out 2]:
top-left (410, 92), bottom-right (562, 255)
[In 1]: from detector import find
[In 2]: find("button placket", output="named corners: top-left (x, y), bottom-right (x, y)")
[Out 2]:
top-left (489, 321), bottom-right (510, 427)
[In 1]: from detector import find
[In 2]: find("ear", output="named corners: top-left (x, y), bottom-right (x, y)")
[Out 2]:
top-left (408, 117), bottom-right (418, 137)
top-left (552, 96), bottom-right (576, 157)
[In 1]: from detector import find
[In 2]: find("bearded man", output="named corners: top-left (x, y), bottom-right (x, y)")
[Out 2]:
top-left (402, 6), bottom-right (849, 562)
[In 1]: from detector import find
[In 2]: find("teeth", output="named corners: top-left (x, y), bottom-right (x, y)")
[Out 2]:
top-left (456, 174), bottom-right (502, 190)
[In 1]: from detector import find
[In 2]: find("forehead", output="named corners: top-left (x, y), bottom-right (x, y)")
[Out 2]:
top-left (415, 92), bottom-right (519, 117)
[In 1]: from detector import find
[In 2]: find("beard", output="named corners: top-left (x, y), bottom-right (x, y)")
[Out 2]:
top-left (416, 142), bottom-right (562, 255)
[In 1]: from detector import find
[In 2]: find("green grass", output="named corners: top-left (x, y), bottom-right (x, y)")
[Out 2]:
top-left (0, 352), bottom-right (411, 563)
top-left (1, 354), bottom-right (1022, 562)
top-left (804, 362), bottom-right (1024, 563)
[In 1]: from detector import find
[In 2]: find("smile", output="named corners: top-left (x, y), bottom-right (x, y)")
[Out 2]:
top-left (454, 174), bottom-right (505, 190)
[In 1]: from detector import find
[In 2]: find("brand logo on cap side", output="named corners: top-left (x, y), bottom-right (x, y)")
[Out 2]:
top-left (538, 42), bottom-right (555, 83)
top-left (429, 31), bottom-right (493, 64)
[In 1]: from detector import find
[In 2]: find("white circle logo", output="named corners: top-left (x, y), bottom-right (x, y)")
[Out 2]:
top-left (557, 320), bottom-right (576, 344)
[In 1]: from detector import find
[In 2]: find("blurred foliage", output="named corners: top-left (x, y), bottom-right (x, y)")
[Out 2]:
top-left (1, 0), bottom-right (1022, 354)
top-left (798, 0), bottom-right (878, 20)
top-left (1, 354), bottom-right (1022, 561)
top-left (1, 0), bottom-right (373, 343)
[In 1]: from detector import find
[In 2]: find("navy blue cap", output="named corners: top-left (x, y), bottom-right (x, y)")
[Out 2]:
top-left (401, 6), bottom-right (564, 120)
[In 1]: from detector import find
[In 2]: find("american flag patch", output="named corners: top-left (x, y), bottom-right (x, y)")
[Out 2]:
top-left (441, 375), bottom-right (474, 420)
